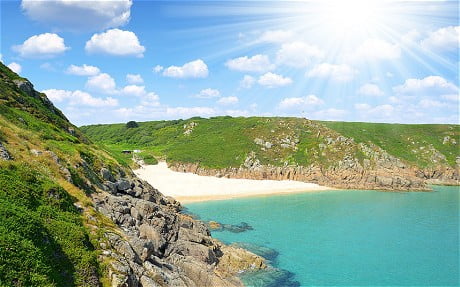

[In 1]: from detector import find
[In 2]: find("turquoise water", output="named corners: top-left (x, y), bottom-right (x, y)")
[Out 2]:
top-left (185, 186), bottom-right (459, 286)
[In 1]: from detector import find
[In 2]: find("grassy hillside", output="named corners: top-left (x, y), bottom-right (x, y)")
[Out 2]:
top-left (0, 63), bottom-right (123, 286)
top-left (81, 117), bottom-right (459, 170)
top-left (321, 121), bottom-right (459, 167)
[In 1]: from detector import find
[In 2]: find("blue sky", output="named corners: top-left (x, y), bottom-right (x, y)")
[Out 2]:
top-left (1, 0), bottom-right (459, 126)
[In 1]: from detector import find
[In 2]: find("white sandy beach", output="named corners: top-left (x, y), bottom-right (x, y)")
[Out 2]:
top-left (134, 162), bottom-right (332, 203)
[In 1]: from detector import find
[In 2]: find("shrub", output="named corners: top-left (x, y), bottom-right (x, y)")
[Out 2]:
top-left (126, 121), bottom-right (139, 128)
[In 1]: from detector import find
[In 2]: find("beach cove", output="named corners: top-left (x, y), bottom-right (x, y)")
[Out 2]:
top-left (134, 162), bottom-right (333, 203)
top-left (136, 163), bottom-right (459, 286)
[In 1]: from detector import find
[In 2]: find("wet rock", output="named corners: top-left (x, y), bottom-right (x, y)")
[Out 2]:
top-left (232, 242), bottom-right (279, 262)
top-left (220, 222), bottom-right (253, 233)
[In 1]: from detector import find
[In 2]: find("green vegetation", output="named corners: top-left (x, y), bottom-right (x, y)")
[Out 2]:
top-left (0, 62), bottom-right (124, 286)
top-left (81, 117), bottom-right (459, 170)
top-left (0, 163), bottom-right (97, 286)
top-left (126, 120), bottom-right (139, 128)
top-left (320, 121), bottom-right (460, 167)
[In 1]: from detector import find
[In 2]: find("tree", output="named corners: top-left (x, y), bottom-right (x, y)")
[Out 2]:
top-left (126, 121), bottom-right (139, 128)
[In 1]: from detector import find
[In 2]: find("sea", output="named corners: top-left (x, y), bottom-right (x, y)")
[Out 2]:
top-left (185, 186), bottom-right (459, 286)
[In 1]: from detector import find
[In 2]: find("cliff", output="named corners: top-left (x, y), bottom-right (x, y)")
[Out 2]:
top-left (0, 63), bottom-right (265, 286)
top-left (81, 117), bottom-right (459, 191)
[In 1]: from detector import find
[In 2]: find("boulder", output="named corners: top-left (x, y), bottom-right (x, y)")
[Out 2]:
top-left (105, 181), bottom-right (118, 194)
top-left (101, 168), bottom-right (115, 182)
top-left (116, 179), bottom-right (131, 191)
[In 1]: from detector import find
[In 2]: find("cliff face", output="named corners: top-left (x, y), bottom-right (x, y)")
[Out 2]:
top-left (0, 63), bottom-right (264, 286)
top-left (169, 141), bottom-right (458, 191)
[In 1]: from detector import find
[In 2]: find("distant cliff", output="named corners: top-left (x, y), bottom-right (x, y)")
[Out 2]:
top-left (0, 63), bottom-right (265, 286)
top-left (81, 117), bottom-right (459, 191)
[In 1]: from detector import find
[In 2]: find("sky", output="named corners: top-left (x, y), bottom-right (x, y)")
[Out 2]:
top-left (1, 0), bottom-right (459, 126)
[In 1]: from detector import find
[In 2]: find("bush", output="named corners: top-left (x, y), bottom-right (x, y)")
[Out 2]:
top-left (126, 121), bottom-right (139, 128)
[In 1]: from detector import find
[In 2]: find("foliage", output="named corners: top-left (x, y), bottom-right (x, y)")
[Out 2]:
top-left (126, 121), bottom-right (139, 128)
top-left (0, 163), bottom-right (98, 287)
top-left (81, 116), bottom-right (460, 170)
top-left (320, 121), bottom-right (460, 167)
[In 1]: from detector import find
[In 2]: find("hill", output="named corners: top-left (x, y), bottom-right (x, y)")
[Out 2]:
top-left (0, 63), bottom-right (264, 286)
top-left (81, 117), bottom-right (459, 190)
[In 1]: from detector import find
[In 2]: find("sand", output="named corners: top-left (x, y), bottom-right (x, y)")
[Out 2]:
top-left (134, 162), bottom-right (333, 203)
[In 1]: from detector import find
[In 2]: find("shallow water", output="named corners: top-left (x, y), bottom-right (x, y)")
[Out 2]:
top-left (185, 186), bottom-right (459, 286)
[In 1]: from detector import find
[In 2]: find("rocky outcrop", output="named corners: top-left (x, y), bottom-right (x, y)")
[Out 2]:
top-left (416, 166), bottom-right (459, 186)
top-left (0, 142), bottom-right (11, 160)
top-left (93, 168), bottom-right (266, 286)
top-left (170, 161), bottom-right (429, 191)
top-left (168, 134), bottom-right (460, 191)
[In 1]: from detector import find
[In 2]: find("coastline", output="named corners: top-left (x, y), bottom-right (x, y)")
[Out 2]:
top-left (134, 162), bottom-right (334, 203)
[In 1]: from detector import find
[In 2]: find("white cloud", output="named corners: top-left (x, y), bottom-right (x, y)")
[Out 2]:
top-left (66, 64), bottom-right (100, 76)
top-left (140, 92), bottom-right (160, 107)
top-left (21, 0), bottom-right (132, 32)
top-left (307, 63), bottom-right (356, 82)
top-left (258, 72), bottom-right (292, 88)
top-left (240, 75), bottom-right (255, 89)
top-left (13, 33), bottom-right (69, 58)
top-left (126, 73), bottom-right (143, 84)
top-left (354, 39), bottom-right (400, 61)
top-left (153, 65), bottom-right (164, 73)
top-left (388, 96), bottom-right (400, 104)
top-left (442, 94), bottom-right (459, 102)
top-left (85, 29), bottom-right (145, 57)
top-left (120, 85), bottom-right (146, 97)
top-left (421, 26), bottom-right (460, 52)
top-left (355, 103), bottom-right (395, 117)
top-left (354, 103), bottom-right (371, 111)
top-left (166, 106), bottom-right (216, 118)
top-left (401, 29), bottom-right (422, 44)
top-left (194, 88), bottom-right (220, 99)
top-left (86, 73), bottom-right (117, 94)
top-left (276, 41), bottom-right (324, 68)
top-left (418, 99), bottom-right (447, 108)
top-left (42, 89), bottom-right (71, 102)
top-left (393, 76), bottom-right (458, 95)
top-left (71, 90), bottom-right (118, 107)
top-left (278, 95), bottom-right (324, 110)
top-left (42, 89), bottom-right (118, 107)
top-left (163, 59), bottom-right (208, 78)
top-left (357, 83), bottom-right (384, 97)
top-left (256, 29), bottom-right (294, 43)
top-left (7, 62), bottom-right (22, 74)
top-left (217, 96), bottom-right (239, 105)
top-left (225, 54), bottom-right (274, 73)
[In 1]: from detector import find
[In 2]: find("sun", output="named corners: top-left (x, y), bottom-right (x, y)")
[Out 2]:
top-left (315, 0), bottom-right (385, 39)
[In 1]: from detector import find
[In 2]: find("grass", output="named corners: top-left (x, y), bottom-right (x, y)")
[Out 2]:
top-left (81, 117), bottom-right (460, 170)
top-left (0, 162), bottom-right (98, 287)
top-left (320, 121), bottom-right (460, 167)
top-left (0, 62), bottom-right (131, 286)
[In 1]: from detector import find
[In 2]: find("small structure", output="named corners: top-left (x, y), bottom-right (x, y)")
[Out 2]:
top-left (122, 150), bottom-right (132, 154)
top-left (133, 149), bottom-right (141, 153)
